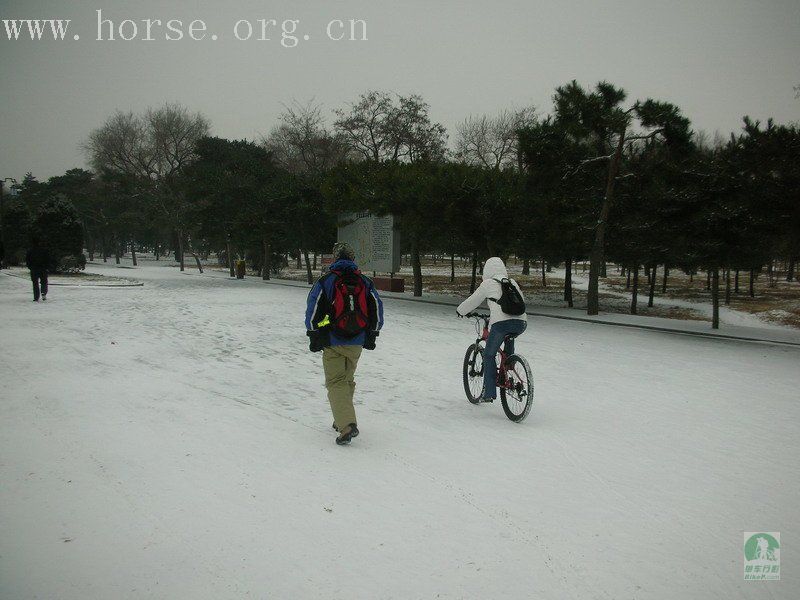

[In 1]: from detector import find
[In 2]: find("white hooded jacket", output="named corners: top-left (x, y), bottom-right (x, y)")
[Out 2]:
top-left (456, 257), bottom-right (527, 326)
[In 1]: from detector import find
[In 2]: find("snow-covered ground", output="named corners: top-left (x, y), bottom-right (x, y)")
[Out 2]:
top-left (1, 263), bottom-right (798, 599)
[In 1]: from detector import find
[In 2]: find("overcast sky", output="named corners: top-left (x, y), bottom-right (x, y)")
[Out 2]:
top-left (1, 0), bottom-right (798, 181)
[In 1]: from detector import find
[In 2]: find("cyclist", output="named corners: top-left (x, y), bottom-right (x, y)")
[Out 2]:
top-left (456, 256), bottom-right (527, 401)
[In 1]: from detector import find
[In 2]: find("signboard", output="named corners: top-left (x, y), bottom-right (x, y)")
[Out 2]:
top-left (337, 212), bottom-right (401, 274)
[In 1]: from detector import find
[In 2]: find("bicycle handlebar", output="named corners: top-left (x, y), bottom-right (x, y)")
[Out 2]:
top-left (463, 312), bottom-right (489, 320)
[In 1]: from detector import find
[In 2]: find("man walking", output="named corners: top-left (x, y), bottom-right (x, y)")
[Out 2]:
top-left (305, 242), bottom-right (384, 445)
top-left (25, 236), bottom-right (51, 302)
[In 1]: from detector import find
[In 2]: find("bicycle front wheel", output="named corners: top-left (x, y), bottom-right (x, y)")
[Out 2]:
top-left (499, 354), bottom-right (534, 422)
top-left (462, 342), bottom-right (484, 404)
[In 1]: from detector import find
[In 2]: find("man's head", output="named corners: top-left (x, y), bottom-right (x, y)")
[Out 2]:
top-left (332, 242), bottom-right (355, 261)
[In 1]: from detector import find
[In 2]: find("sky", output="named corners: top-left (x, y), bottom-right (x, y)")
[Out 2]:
top-left (1, 0), bottom-right (798, 181)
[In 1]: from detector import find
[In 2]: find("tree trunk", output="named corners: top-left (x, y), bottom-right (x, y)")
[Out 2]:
top-left (303, 248), bottom-right (313, 284)
top-left (541, 259), bottom-right (546, 288)
top-left (630, 264), bottom-right (639, 315)
top-left (711, 267), bottom-right (720, 329)
top-left (749, 268), bottom-right (755, 298)
top-left (662, 266), bottom-right (668, 294)
top-left (588, 127), bottom-right (627, 315)
top-left (177, 230), bottom-right (185, 272)
top-left (102, 235), bottom-right (108, 263)
top-left (626, 268), bottom-right (631, 289)
top-left (644, 264), bottom-right (651, 283)
top-left (313, 252), bottom-right (317, 271)
top-left (114, 235), bottom-right (121, 265)
top-left (450, 252), bottom-right (455, 283)
top-left (469, 249), bottom-right (478, 293)
top-left (192, 250), bottom-right (203, 273)
top-left (522, 257), bottom-right (530, 276)
top-left (130, 240), bottom-right (138, 266)
top-left (262, 239), bottom-right (271, 280)
top-left (564, 258), bottom-right (573, 307)
top-left (296, 251), bottom-right (301, 269)
top-left (706, 271), bottom-right (711, 291)
top-left (734, 269), bottom-right (740, 294)
top-left (411, 239), bottom-right (423, 297)
top-left (788, 257), bottom-right (796, 282)
top-left (648, 264), bottom-right (657, 307)
top-left (768, 259), bottom-right (775, 287)
top-left (725, 267), bottom-right (731, 305)
top-left (154, 244), bottom-right (160, 261)
top-left (227, 239), bottom-right (235, 277)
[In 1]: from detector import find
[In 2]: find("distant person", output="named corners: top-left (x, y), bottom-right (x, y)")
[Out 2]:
top-left (0, 239), bottom-right (5, 269)
top-left (305, 242), bottom-right (384, 445)
top-left (456, 257), bottom-right (527, 401)
top-left (25, 236), bottom-right (51, 302)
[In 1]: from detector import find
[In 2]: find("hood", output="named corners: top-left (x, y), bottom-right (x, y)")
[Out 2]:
top-left (482, 257), bottom-right (508, 282)
top-left (330, 258), bottom-right (359, 273)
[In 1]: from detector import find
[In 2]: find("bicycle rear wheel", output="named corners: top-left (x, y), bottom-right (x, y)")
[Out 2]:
top-left (499, 354), bottom-right (534, 422)
top-left (462, 342), bottom-right (485, 404)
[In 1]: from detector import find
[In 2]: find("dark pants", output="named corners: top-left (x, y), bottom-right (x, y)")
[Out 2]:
top-left (483, 319), bottom-right (527, 399)
top-left (31, 270), bottom-right (48, 300)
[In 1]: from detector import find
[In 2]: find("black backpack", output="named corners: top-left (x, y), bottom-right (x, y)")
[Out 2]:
top-left (491, 278), bottom-right (526, 315)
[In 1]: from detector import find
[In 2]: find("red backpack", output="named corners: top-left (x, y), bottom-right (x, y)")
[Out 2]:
top-left (329, 270), bottom-right (369, 338)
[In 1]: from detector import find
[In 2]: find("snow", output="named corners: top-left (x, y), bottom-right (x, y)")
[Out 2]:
top-left (560, 268), bottom-right (789, 331)
top-left (1, 263), bottom-right (798, 599)
top-left (386, 261), bottom-right (793, 331)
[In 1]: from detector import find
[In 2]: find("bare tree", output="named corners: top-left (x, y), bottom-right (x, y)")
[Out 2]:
top-left (455, 107), bottom-right (536, 170)
top-left (262, 100), bottom-right (351, 283)
top-left (85, 103), bottom-right (210, 270)
top-left (694, 129), bottom-right (727, 151)
top-left (262, 100), bottom-right (352, 174)
top-left (334, 91), bottom-right (447, 163)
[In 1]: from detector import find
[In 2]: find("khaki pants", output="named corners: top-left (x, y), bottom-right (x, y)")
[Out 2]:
top-left (322, 345), bottom-right (363, 430)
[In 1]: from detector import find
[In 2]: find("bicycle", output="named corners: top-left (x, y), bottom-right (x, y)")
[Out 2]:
top-left (461, 312), bottom-right (534, 422)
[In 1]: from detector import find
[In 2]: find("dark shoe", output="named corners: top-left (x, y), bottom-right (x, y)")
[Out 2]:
top-left (335, 423), bottom-right (359, 445)
top-left (478, 395), bottom-right (495, 403)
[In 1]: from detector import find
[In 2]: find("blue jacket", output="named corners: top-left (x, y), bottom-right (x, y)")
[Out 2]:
top-left (305, 259), bottom-right (384, 346)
